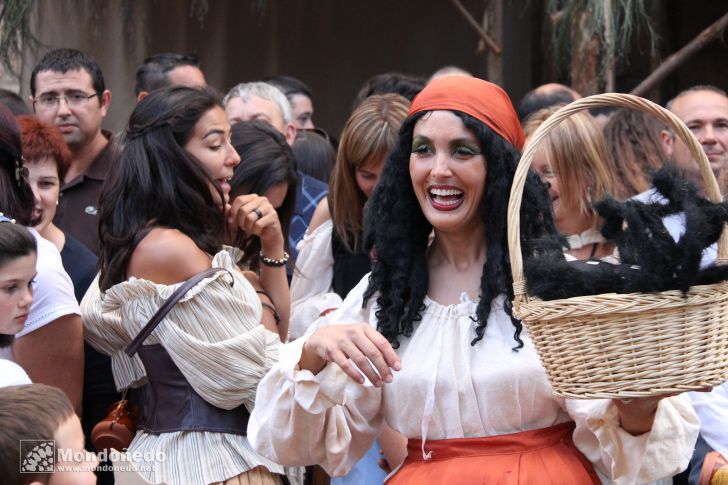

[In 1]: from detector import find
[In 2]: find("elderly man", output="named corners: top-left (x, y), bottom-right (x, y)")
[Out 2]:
top-left (29, 48), bottom-right (119, 255)
top-left (224, 82), bottom-right (327, 261)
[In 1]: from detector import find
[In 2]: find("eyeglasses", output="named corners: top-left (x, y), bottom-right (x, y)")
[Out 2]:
top-left (33, 91), bottom-right (99, 110)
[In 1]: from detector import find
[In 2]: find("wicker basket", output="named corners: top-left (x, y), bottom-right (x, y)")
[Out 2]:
top-left (507, 93), bottom-right (728, 399)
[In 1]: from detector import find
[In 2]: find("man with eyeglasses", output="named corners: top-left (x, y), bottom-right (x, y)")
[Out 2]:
top-left (29, 48), bottom-right (119, 256)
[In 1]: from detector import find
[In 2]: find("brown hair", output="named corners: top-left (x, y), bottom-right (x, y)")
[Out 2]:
top-left (603, 108), bottom-right (667, 197)
top-left (522, 105), bottom-right (617, 226)
top-left (0, 103), bottom-right (34, 226)
top-left (16, 115), bottom-right (71, 182)
top-left (329, 93), bottom-right (410, 252)
top-left (0, 384), bottom-right (75, 485)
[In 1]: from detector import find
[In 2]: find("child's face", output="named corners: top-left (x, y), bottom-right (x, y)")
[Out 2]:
top-left (0, 253), bottom-right (37, 336)
top-left (48, 414), bottom-right (98, 484)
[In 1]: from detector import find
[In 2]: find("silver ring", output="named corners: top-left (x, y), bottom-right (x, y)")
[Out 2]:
top-left (253, 208), bottom-right (263, 220)
top-left (619, 398), bottom-right (634, 404)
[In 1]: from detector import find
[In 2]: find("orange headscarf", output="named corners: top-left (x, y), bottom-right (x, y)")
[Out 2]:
top-left (409, 76), bottom-right (525, 151)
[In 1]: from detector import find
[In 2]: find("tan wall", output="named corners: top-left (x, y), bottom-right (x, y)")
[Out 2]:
top-left (19, 0), bottom-right (535, 137)
top-left (19, 0), bottom-right (726, 137)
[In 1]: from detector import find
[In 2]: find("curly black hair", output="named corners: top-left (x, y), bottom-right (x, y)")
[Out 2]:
top-left (363, 111), bottom-right (555, 349)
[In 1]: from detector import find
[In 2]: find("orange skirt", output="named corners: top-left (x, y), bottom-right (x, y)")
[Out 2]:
top-left (386, 422), bottom-right (600, 485)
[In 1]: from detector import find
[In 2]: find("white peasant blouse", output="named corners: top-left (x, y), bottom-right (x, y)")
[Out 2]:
top-left (82, 249), bottom-right (301, 485)
top-left (289, 219), bottom-right (342, 340)
top-left (249, 274), bottom-right (700, 484)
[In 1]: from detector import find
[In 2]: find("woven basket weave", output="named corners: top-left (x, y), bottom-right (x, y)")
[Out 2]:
top-left (507, 93), bottom-right (728, 399)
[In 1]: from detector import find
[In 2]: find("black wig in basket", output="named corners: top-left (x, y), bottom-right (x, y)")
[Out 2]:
top-left (524, 166), bottom-right (728, 300)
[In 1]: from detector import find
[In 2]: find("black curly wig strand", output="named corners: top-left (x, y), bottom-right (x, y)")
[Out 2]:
top-left (363, 111), bottom-right (555, 349)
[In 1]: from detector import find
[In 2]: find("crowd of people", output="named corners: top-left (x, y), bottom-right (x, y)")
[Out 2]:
top-left (0, 46), bottom-right (727, 485)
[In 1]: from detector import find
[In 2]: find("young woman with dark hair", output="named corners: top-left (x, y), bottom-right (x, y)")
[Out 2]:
top-left (229, 119), bottom-right (298, 272)
top-left (0, 107), bottom-right (34, 226)
top-left (0, 221), bottom-right (35, 387)
top-left (0, 103), bottom-right (83, 412)
top-left (82, 86), bottom-right (296, 485)
top-left (291, 128), bottom-right (336, 184)
top-left (249, 76), bottom-right (699, 483)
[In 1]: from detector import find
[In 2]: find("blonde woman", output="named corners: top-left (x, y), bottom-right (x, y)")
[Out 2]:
top-left (288, 93), bottom-right (410, 339)
top-left (522, 105), bottom-right (620, 260)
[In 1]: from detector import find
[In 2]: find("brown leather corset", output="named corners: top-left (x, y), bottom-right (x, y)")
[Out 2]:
top-left (136, 344), bottom-right (249, 434)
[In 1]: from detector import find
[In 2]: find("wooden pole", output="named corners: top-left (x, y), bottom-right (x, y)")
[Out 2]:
top-left (450, 0), bottom-right (502, 56)
top-left (485, 0), bottom-right (503, 84)
top-left (631, 11), bottom-right (728, 96)
top-left (603, 0), bottom-right (615, 92)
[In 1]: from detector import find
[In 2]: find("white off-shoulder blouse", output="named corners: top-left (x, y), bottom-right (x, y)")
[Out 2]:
top-left (249, 274), bottom-right (700, 485)
top-left (82, 249), bottom-right (300, 485)
top-left (289, 219), bottom-right (343, 340)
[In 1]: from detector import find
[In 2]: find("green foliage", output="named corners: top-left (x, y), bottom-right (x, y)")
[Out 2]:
top-left (0, 0), bottom-right (37, 76)
top-left (547, 0), bottom-right (657, 86)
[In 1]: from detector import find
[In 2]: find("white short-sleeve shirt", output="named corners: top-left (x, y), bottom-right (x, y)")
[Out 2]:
top-left (0, 359), bottom-right (31, 387)
top-left (17, 229), bottom-right (79, 337)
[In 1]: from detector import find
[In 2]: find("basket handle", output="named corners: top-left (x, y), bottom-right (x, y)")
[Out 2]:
top-left (506, 92), bottom-right (728, 303)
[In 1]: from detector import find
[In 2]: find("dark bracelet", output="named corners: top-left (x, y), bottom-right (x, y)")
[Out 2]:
top-left (259, 251), bottom-right (289, 267)
top-left (256, 289), bottom-right (272, 301)
top-left (260, 301), bottom-right (281, 325)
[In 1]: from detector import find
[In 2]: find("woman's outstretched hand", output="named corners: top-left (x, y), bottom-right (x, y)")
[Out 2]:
top-left (300, 323), bottom-right (401, 387)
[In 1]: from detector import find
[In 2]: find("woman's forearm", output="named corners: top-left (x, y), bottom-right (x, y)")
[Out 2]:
top-left (258, 261), bottom-right (290, 341)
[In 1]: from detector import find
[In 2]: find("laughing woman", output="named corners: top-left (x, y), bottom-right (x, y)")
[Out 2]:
top-left (82, 86), bottom-right (294, 485)
top-left (248, 76), bottom-right (699, 484)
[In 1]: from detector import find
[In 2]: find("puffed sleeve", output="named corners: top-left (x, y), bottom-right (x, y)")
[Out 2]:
top-left (249, 275), bottom-right (383, 477)
top-left (82, 250), bottom-right (281, 409)
top-left (565, 394), bottom-right (700, 484)
top-left (81, 273), bottom-right (148, 390)
top-left (289, 220), bottom-right (343, 340)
